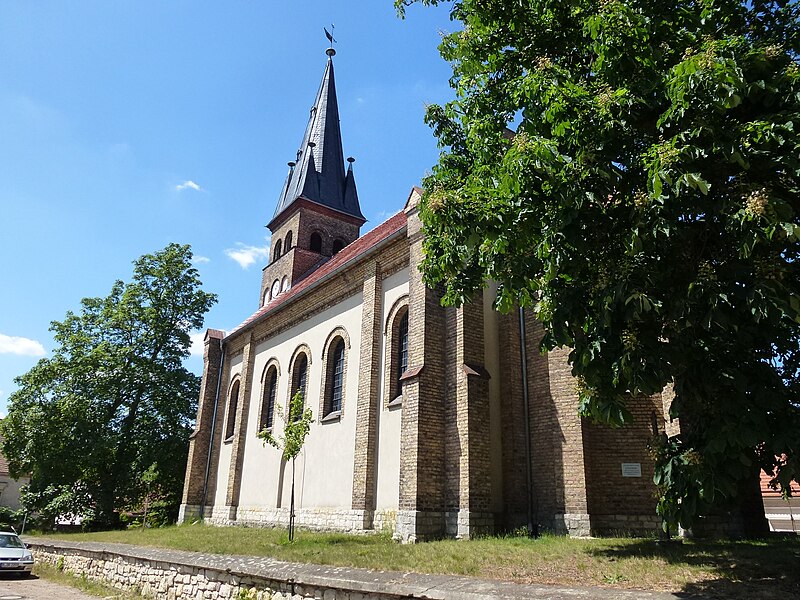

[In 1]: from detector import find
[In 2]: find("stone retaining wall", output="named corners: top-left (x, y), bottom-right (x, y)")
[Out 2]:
top-left (31, 541), bottom-right (396, 600)
top-left (27, 538), bottom-right (680, 600)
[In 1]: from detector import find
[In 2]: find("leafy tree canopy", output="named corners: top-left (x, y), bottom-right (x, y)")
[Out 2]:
top-left (398, 0), bottom-right (800, 529)
top-left (1, 243), bottom-right (217, 527)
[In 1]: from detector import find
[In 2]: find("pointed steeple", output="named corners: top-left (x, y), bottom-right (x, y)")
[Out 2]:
top-left (271, 48), bottom-right (365, 225)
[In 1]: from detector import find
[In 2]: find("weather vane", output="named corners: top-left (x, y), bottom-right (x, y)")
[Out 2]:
top-left (324, 25), bottom-right (336, 53)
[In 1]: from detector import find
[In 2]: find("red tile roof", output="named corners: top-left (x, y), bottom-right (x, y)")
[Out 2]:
top-left (761, 468), bottom-right (800, 497)
top-left (227, 210), bottom-right (407, 339)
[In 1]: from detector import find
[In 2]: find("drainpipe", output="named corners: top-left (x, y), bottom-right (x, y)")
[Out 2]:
top-left (519, 307), bottom-right (538, 537)
top-left (200, 338), bottom-right (225, 518)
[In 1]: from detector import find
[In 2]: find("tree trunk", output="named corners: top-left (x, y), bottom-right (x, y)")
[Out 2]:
top-left (738, 467), bottom-right (770, 538)
top-left (289, 459), bottom-right (296, 542)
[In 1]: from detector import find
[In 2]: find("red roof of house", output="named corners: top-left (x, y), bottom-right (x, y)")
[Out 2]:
top-left (227, 210), bottom-right (407, 339)
top-left (761, 469), bottom-right (800, 498)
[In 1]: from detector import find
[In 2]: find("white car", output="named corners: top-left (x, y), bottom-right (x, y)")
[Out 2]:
top-left (0, 532), bottom-right (33, 577)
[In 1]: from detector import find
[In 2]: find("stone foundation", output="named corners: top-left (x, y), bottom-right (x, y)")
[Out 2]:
top-left (182, 504), bottom-right (398, 535)
top-left (553, 513), bottom-right (592, 537)
top-left (445, 510), bottom-right (494, 539)
top-left (393, 510), bottom-right (445, 543)
top-left (590, 513), bottom-right (661, 536)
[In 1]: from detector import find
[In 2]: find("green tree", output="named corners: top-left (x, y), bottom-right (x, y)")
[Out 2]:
top-left (1, 244), bottom-right (217, 528)
top-left (258, 391), bottom-right (313, 541)
top-left (398, 0), bottom-right (800, 532)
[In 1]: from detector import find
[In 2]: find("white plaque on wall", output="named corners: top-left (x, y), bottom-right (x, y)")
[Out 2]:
top-left (621, 463), bottom-right (642, 478)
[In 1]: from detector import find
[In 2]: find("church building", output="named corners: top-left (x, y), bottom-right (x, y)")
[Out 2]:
top-left (179, 47), bottom-right (669, 542)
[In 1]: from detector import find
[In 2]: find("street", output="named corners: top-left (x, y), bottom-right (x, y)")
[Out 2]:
top-left (0, 574), bottom-right (105, 600)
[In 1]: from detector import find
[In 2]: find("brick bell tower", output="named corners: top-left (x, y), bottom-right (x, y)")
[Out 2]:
top-left (260, 47), bottom-right (365, 307)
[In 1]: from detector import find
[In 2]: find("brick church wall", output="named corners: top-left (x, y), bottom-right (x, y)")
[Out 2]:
top-left (583, 397), bottom-right (663, 533)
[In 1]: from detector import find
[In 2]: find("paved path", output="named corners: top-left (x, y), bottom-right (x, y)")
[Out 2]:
top-left (0, 574), bottom-right (103, 600)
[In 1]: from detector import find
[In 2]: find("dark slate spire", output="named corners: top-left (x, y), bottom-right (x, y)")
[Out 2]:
top-left (272, 48), bottom-right (365, 224)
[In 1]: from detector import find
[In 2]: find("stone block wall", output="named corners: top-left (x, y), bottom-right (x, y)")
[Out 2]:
top-left (31, 542), bottom-right (399, 600)
top-left (206, 506), bottom-right (398, 535)
top-left (29, 539), bottom-right (665, 600)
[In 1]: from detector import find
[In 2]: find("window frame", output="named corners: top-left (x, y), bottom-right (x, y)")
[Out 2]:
top-left (383, 295), bottom-right (410, 409)
top-left (309, 231), bottom-right (323, 253)
top-left (284, 230), bottom-right (293, 253)
top-left (258, 361), bottom-right (280, 433)
top-left (224, 377), bottom-right (241, 442)
top-left (287, 345), bottom-right (312, 421)
top-left (319, 327), bottom-right (351, 422)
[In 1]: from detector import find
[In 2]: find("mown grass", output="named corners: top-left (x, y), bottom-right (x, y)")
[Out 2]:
top-left (33, 525), bottom-right (800, 599)
top-left (33, 561), bottom-right (141, 599)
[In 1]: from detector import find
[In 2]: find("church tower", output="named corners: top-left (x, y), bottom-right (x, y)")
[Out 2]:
top-left (259, 48), bottom-right (365, 307)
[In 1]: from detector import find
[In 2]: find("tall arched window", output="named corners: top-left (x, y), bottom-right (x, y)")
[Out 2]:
top-left (384, 297), bottom-right (409, 407)
top-left (324, 339), bottom-right (345, 416)
top-left (395, 311), bottom-right (409, 398)
top-left (273, 239), bottom-right (282, 262)
top-left (332, 239), bottom-right (345, 255)
top-left (310, 231), bottom-right (323, 253)
top-left (284, 230), bottom-right (293, 253)
top-left (225, 379), bottom-right (240, 441)
top-left (290, 354), bottom-right (308, 421)
top-left (260, 366), bottom-right (278, 432)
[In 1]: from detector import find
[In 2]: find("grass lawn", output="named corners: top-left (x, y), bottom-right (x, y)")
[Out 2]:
top-left (35, 525), bottom-right (799, 599)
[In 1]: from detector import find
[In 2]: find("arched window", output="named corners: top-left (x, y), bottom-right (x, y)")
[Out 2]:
top-left (332, 239), bottom-right (345, 255)
top-left (225, 379), bottom-right (240, 441)
top-left (310, 231), bottom-right (323, 253)
top-left (259, 366), bottom-right (278, 432)
top-left (284, 230), bottom-right (293, 253)
top-left (290, 353), bottom-right (308, 421)
top-left (384, 297), bottom-right (409, 407)
top-left (324, 339), bottom-right (345, 416)
top-left (270, 278), bottom-right (281, 300)
top-left (273, 239), bottom-right (282, 262)
top-left (395, 311), bottom-right (409, 398)
top-left (281, 276), bottom-right (290, 292)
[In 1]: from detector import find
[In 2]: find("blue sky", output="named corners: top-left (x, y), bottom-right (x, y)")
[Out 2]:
top-left (0, 1), bottom-right (456, 414)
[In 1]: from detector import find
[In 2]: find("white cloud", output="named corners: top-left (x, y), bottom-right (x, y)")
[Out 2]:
top-left (189, 331), bottom-right (205, 357)
top-left (176, 180), bottom-right (203, 192)
top-left (0, 333), bottom-right (46, 357)
top-left (225, 243), bottom-right (270, 270)
top-left (192, 255), bottom-right (211, 265)
top-left (372, 210), bottom-right (393, 223)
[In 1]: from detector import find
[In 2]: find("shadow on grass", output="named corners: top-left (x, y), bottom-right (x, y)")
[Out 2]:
top-left (587, 536), bottom-right (800, 600)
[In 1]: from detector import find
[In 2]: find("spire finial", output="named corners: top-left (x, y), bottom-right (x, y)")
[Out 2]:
top-left (324, 25), bottom-right (336, 57)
